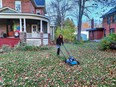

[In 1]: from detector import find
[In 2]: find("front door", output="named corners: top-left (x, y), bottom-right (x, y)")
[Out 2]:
top-left (32, 25), bottom-right (38, 37)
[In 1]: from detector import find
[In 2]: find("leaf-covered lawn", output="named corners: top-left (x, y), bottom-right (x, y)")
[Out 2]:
top-left (0, 42), bottom-right (116, 87)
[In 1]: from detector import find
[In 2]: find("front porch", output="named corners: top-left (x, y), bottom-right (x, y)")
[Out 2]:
top-left (0, 13), bottom-right (50, 46)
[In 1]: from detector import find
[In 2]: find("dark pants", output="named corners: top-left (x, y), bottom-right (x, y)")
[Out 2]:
top-left (57, 48), bottom-right (60, 55)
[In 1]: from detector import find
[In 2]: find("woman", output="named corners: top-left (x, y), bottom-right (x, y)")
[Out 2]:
top-left (56, 34), bottom-right (64, 55)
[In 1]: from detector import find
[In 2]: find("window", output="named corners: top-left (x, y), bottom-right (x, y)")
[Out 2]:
top-left (107, 17), bottom-right (110, 24)
top-left (36, 10), bottom-right (41, 15)
top-left (0, 0), bottom-right (2, 8)
top-left (110, 28), bottom-right (115, 34)
top-left (112, 15), bottom-right (116, 23)
top-left (15, 1), bottom-right (21, 12)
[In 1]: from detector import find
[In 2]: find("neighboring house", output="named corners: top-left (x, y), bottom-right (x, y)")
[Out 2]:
top-left (86, 19), bottom-right (105, 40)
top-left (86, 28), bottom-right (104, 40)
top-left (102, 6), bottom-right (116, 36)
top-left (0, 0), bottom-right (50, 46)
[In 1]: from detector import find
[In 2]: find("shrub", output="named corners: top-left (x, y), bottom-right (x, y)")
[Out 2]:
top-left (24, 46), bottom-right (39, 51)
top-left (73, 40), bottom-right (84, 44)
top-left (1, 45), bottom-right (12, 52)
top-left (39, 45), bottom-right (51, 50)
top-left (16, 45), bottom-right (39, 51)
top-left (99, 34), bottom-right (116, 50)
top-left (15, 45), bottom-right (51, 51)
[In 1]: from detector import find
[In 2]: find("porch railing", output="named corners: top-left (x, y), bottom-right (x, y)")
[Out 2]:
top-left (26, 33), bottom-right (40, 38)
top-left (26, 33), bottom-right (48, 39)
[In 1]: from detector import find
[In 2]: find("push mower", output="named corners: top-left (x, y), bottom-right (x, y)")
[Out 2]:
top-left (61, 45), bottom-right (80, 66)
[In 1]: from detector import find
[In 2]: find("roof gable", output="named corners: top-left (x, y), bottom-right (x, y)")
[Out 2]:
top-left (0, 7), bottom-right (18, 13)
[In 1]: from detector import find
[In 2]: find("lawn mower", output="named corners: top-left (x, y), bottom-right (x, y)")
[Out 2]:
top-left (61, 45), bottom-right (80, 66)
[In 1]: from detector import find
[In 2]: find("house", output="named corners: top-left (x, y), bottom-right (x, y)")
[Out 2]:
top-left (86, 28), bottom-right (104, 40)
top-left (102, 6), bottom-right (116, 36)
top-left (86, 18), bottom-right (105, 40)
top-left (0, 0), bottom-right (50, 47)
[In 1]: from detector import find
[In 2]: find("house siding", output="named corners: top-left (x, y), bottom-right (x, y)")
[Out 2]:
top-left (3, 0), bottom-right (15, 9)
top-left (103, 15), bottom-right (116, 35)
top-left (89, 31), bottom-right (94, 40)
top-left (2, 0), bottom-right (45, 15)
top-left (22, 0), bottom-right (35, 13)
top-left (89, 30), bottom-right (104, 40)
top-left (95, 31), bottom-right (104, 39)
top-left (2, 0), bottom-right (36, 13)
top-left (103, 17), bottom-right (109, 35)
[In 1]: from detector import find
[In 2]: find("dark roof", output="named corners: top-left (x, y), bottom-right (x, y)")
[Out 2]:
top-left (34, 0), bottom-right (45, 7)
top-left (86, 28), bottom-right (104, 31)
top-left (102, 7), bottom-right (116, 18)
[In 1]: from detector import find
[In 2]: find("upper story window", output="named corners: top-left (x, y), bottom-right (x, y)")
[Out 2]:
top-left (110, 28), bottom-right (115, 34)
top-left (0, 0), bottom-right (2, 8)
top-left (36, 10), bottom-right (41, 15)
top-left (112, 15), bottom-right (116, 23)
top-left (15, 1), bottom-right (21, 12)
top-left (107, 17), bottom-right (110, 24)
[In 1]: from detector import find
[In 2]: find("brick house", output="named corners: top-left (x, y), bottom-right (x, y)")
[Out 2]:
top-left (102, 6), bottom-right (116, 36)
top-left (0, 0), bottom-right (50, 46)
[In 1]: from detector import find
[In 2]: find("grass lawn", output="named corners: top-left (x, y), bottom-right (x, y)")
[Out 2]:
top-left (0, 42), bottom-right (116, 87)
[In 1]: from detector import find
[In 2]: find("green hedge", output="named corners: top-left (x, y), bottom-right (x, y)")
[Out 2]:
top-left (16, 45), bottom-right (51, 51)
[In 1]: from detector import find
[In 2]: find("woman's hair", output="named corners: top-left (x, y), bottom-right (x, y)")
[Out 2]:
top-left (58, 34), bottom-right (63, 39)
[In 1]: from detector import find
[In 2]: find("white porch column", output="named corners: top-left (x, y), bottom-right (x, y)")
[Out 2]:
top-left (40, 20), bottom-right (43, 33)
top-left (47, 22), bottom-right (50, 33)
top-left (47, 22), bottom-right (50, 45)
top-left (23, 18), bottom-right (26, 32)
top-left (20, 18), bottom-right (22, 32)
top-left (40, 20), bottom-right (43, 45)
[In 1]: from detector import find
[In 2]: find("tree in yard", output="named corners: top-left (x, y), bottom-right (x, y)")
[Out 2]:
top-left (56, 18), bottom-right (75, 42)
top-left (74, 0), bottom-right (91, 41)
top-left (47, 0), bottom-right (74, 29)
top-left (64, 18), bottom-right (75, 29)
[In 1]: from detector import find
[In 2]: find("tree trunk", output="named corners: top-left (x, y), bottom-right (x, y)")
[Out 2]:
top-left (77, 0), bottom-right (82, 41)
top-left (77, 0), bottom-right (85, 41)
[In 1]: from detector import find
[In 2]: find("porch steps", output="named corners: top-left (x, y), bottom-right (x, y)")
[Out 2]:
top-left (0, 38), bottom-right (20, 47)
